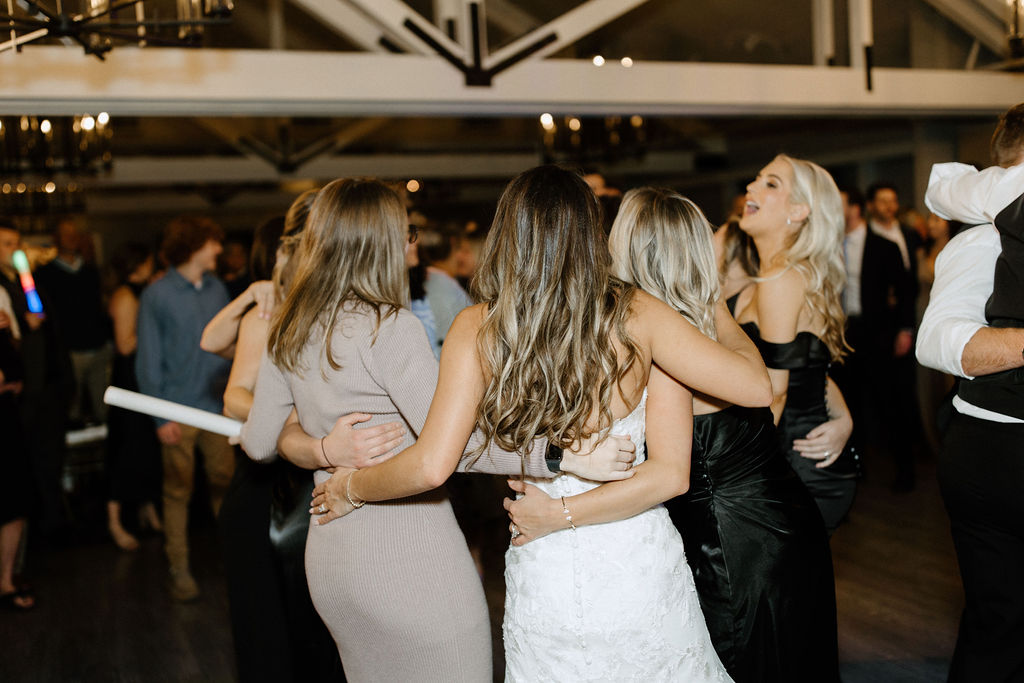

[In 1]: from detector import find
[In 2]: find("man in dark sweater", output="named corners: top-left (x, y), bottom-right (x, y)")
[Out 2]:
top-left (34, 217), bottom-right (111, 425)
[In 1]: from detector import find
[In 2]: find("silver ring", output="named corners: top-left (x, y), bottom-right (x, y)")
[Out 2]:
top-left (318, 503), bottom-right (326, 514)
top-left (823, 451), bottom-right (831, 458)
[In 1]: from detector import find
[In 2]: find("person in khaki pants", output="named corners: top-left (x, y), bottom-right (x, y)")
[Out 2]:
top-left (136, 217), bottom-right (234, 601)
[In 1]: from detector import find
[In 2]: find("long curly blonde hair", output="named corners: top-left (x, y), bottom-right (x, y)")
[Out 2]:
top-left (775, 154), bottom-right (849, 361)
top-left (268, 178), bottom-right (409, 375)
top-left (471, 166), bottom-right (639, 455)
top-left (609, 187), bottom-right (720, 339)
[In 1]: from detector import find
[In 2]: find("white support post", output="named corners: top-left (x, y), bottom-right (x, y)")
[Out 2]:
top-left (848, 0), bottom-right (871, 68)
top-left (811, 0), bottom-right (835, 66)
top-left (433, 0), bottom-right (462, 42)
top-left (268, 0), bottom-right (285, 50)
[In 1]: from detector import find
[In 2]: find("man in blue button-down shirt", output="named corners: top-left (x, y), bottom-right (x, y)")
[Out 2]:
top-left (136, 216), bottom-right (234, 601)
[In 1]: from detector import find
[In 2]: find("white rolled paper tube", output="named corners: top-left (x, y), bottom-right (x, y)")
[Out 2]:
top-left (103, 386), bottom-right (242, 438)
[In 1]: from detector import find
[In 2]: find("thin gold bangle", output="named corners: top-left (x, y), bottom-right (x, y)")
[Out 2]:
top-left (560, 495), bottom-right (576, 531)
top-left (345, 470), bottom-right (365, 509)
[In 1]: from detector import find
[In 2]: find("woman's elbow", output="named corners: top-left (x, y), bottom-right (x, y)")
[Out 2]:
top-left (736, 375), bottom-right (774, 408)
top-left (421, 462), bottom-right (451, 490)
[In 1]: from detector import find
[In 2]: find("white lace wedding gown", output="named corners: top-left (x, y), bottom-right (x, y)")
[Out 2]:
top-left (503, 392), bottom-right (733, 682)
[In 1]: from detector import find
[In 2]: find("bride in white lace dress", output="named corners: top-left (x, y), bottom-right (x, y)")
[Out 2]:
top-left (310, 166), bottom-right (771, 682)
top-left (504, 390), bottom-right (731, 682)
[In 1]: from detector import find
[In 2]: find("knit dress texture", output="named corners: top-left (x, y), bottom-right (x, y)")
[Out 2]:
top-left (241, 303), bottom-right (548, 682)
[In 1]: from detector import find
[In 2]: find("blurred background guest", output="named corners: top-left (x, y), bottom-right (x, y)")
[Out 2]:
top-left (104, 243), bottom-right (162, 551)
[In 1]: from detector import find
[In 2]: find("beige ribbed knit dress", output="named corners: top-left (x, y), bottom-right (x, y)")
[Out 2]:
top-left (241, 304), bottom-right (549, 682)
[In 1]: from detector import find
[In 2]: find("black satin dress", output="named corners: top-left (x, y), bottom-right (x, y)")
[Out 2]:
top-left (742, 322), bottom-right (858, 532)
top-left (666, 405), bottom-right (838, 683)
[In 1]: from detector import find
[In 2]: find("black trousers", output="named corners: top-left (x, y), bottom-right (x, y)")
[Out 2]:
top-left (938, 412), bottom-right (1024, 683)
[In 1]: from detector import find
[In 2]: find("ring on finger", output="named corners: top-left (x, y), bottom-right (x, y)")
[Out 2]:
top-left (823, 450), bottom-right (831, 458)
top-left (318, 503), bottom-right (327, 514)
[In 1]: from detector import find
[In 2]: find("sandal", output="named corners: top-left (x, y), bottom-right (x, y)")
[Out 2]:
top-left (0, 588), bottom-right (35, 612)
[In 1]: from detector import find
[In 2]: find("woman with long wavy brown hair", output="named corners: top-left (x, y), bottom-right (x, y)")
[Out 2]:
top-left (508, 187), bottom-right (839, 682)
top-left (309, 165), bottom-right (774, 680)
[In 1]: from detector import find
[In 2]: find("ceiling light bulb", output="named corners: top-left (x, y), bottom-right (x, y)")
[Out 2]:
top-left (40, 119), bottom-right (52, 134)
top-left (44, 182), bottom-right (56, 193)
top-left (406, 179), bottom-right (421, 193)
top-left (82, 116), bottom-right (96, 131)
top-left (568, 118), bottom-right (582, 132)
top-left (592, 55), bottom-right (605, 66)
top-left (97, 112), bottom-right (110, 126)
top-left (620, 57), bottom-right (633, 67)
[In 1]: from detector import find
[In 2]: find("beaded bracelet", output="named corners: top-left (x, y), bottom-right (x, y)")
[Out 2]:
top-left (345, 471), bottom-right (365, 509)
top-left (560, 495), bottom-right (576, 531)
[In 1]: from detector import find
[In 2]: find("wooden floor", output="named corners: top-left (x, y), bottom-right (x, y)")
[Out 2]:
top-left (0, 450), bottom-right (961, 682)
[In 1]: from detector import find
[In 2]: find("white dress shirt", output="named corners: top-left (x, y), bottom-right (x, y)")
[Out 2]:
top-left (842, 224), bottom-right (866, 316)
top-left (918, 161), bottom-right (1024, 423)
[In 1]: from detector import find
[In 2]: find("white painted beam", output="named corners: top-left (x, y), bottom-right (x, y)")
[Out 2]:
top-left (2, 47), bottom-right (1024, 117)
top-left (919, 0), bottom-right (1008, 56)
top-left (483, 0), bottom-right (650, 71)
top-left (286, 0), bottom-right (416, 53)
top-left (486, 0), bottom-right (537, 36)
top-left (344, 0), bottom-right (466, 60)
top-left (78, 153), bottom-right (545, 186)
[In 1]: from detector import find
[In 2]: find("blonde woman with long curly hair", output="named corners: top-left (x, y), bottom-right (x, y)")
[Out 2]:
top-left (309, 166), bottom-right (773, 680)
top-left (507, 187), bottom-right (839, 681)
top-left (729, 154), bottom-right (857, 532)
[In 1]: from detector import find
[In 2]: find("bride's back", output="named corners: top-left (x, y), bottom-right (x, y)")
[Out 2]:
top-left (471, 165), bottom-right (647, 456)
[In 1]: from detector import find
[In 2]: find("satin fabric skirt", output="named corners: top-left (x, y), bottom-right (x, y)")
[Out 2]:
top-left (666, 406), bottom-right (840, 683)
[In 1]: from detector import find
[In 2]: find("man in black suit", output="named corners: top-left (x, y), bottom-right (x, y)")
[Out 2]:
top-left (834, 187), bottom-right (918, 490)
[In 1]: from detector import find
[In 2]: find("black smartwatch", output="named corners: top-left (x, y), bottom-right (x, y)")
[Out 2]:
top-left (546, 442), bottom-right (563, 473)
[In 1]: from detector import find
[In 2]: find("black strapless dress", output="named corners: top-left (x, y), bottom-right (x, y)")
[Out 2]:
top-left (665, 405), bottom-right (839, 683)
top-left (742, 322), bottom-right (858, 532)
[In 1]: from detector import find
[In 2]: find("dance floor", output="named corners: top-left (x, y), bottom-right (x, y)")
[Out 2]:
top-left (0, 450), bottom-right (960, 682)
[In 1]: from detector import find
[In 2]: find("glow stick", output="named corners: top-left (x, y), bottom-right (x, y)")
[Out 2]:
top-left (103, 386), bottom-right (242, 438)
top-left (12, 250), bottom-right (42, 314)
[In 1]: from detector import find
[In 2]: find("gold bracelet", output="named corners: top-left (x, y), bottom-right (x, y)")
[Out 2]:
top-left (560, 495), bottom-right (576, 531)
top-left (345, 471), bottom-right (365, 509)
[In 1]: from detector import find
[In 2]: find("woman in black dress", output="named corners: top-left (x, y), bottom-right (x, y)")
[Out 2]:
top-left (106, 244), bottom-right (162, 550)
top-left (727, 154), bottom-right (858, 533)
top-left (609, 187), bottom-right (839, 682)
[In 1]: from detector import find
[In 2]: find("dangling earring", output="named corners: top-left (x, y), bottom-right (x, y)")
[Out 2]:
top-left (786, 217), bottom-right (792, 226)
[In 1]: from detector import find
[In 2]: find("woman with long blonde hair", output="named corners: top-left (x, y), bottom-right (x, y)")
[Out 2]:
top-left (307, 166), bottom-right (774, 680)
top-left (508, 187), bottom-right (838, 682)
top-left (730, 154), bottom-right (857, 532)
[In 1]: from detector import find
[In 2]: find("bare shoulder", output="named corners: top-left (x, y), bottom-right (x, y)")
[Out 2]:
top-left (450, 302), bottom-right (488, 336)
top-left (108, 285), bottom-right (137, 314)
top-left (239, 306), bottom-right (270, 339)
top-left (756, 264), bottom-right (806, 302)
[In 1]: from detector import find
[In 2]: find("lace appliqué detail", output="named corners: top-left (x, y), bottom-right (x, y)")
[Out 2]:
top-left (503, 392), bottom-right (732, 682)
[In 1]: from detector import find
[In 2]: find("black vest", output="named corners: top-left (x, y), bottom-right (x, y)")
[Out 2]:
top-left (957, 193), bottom-right (1024, 419)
